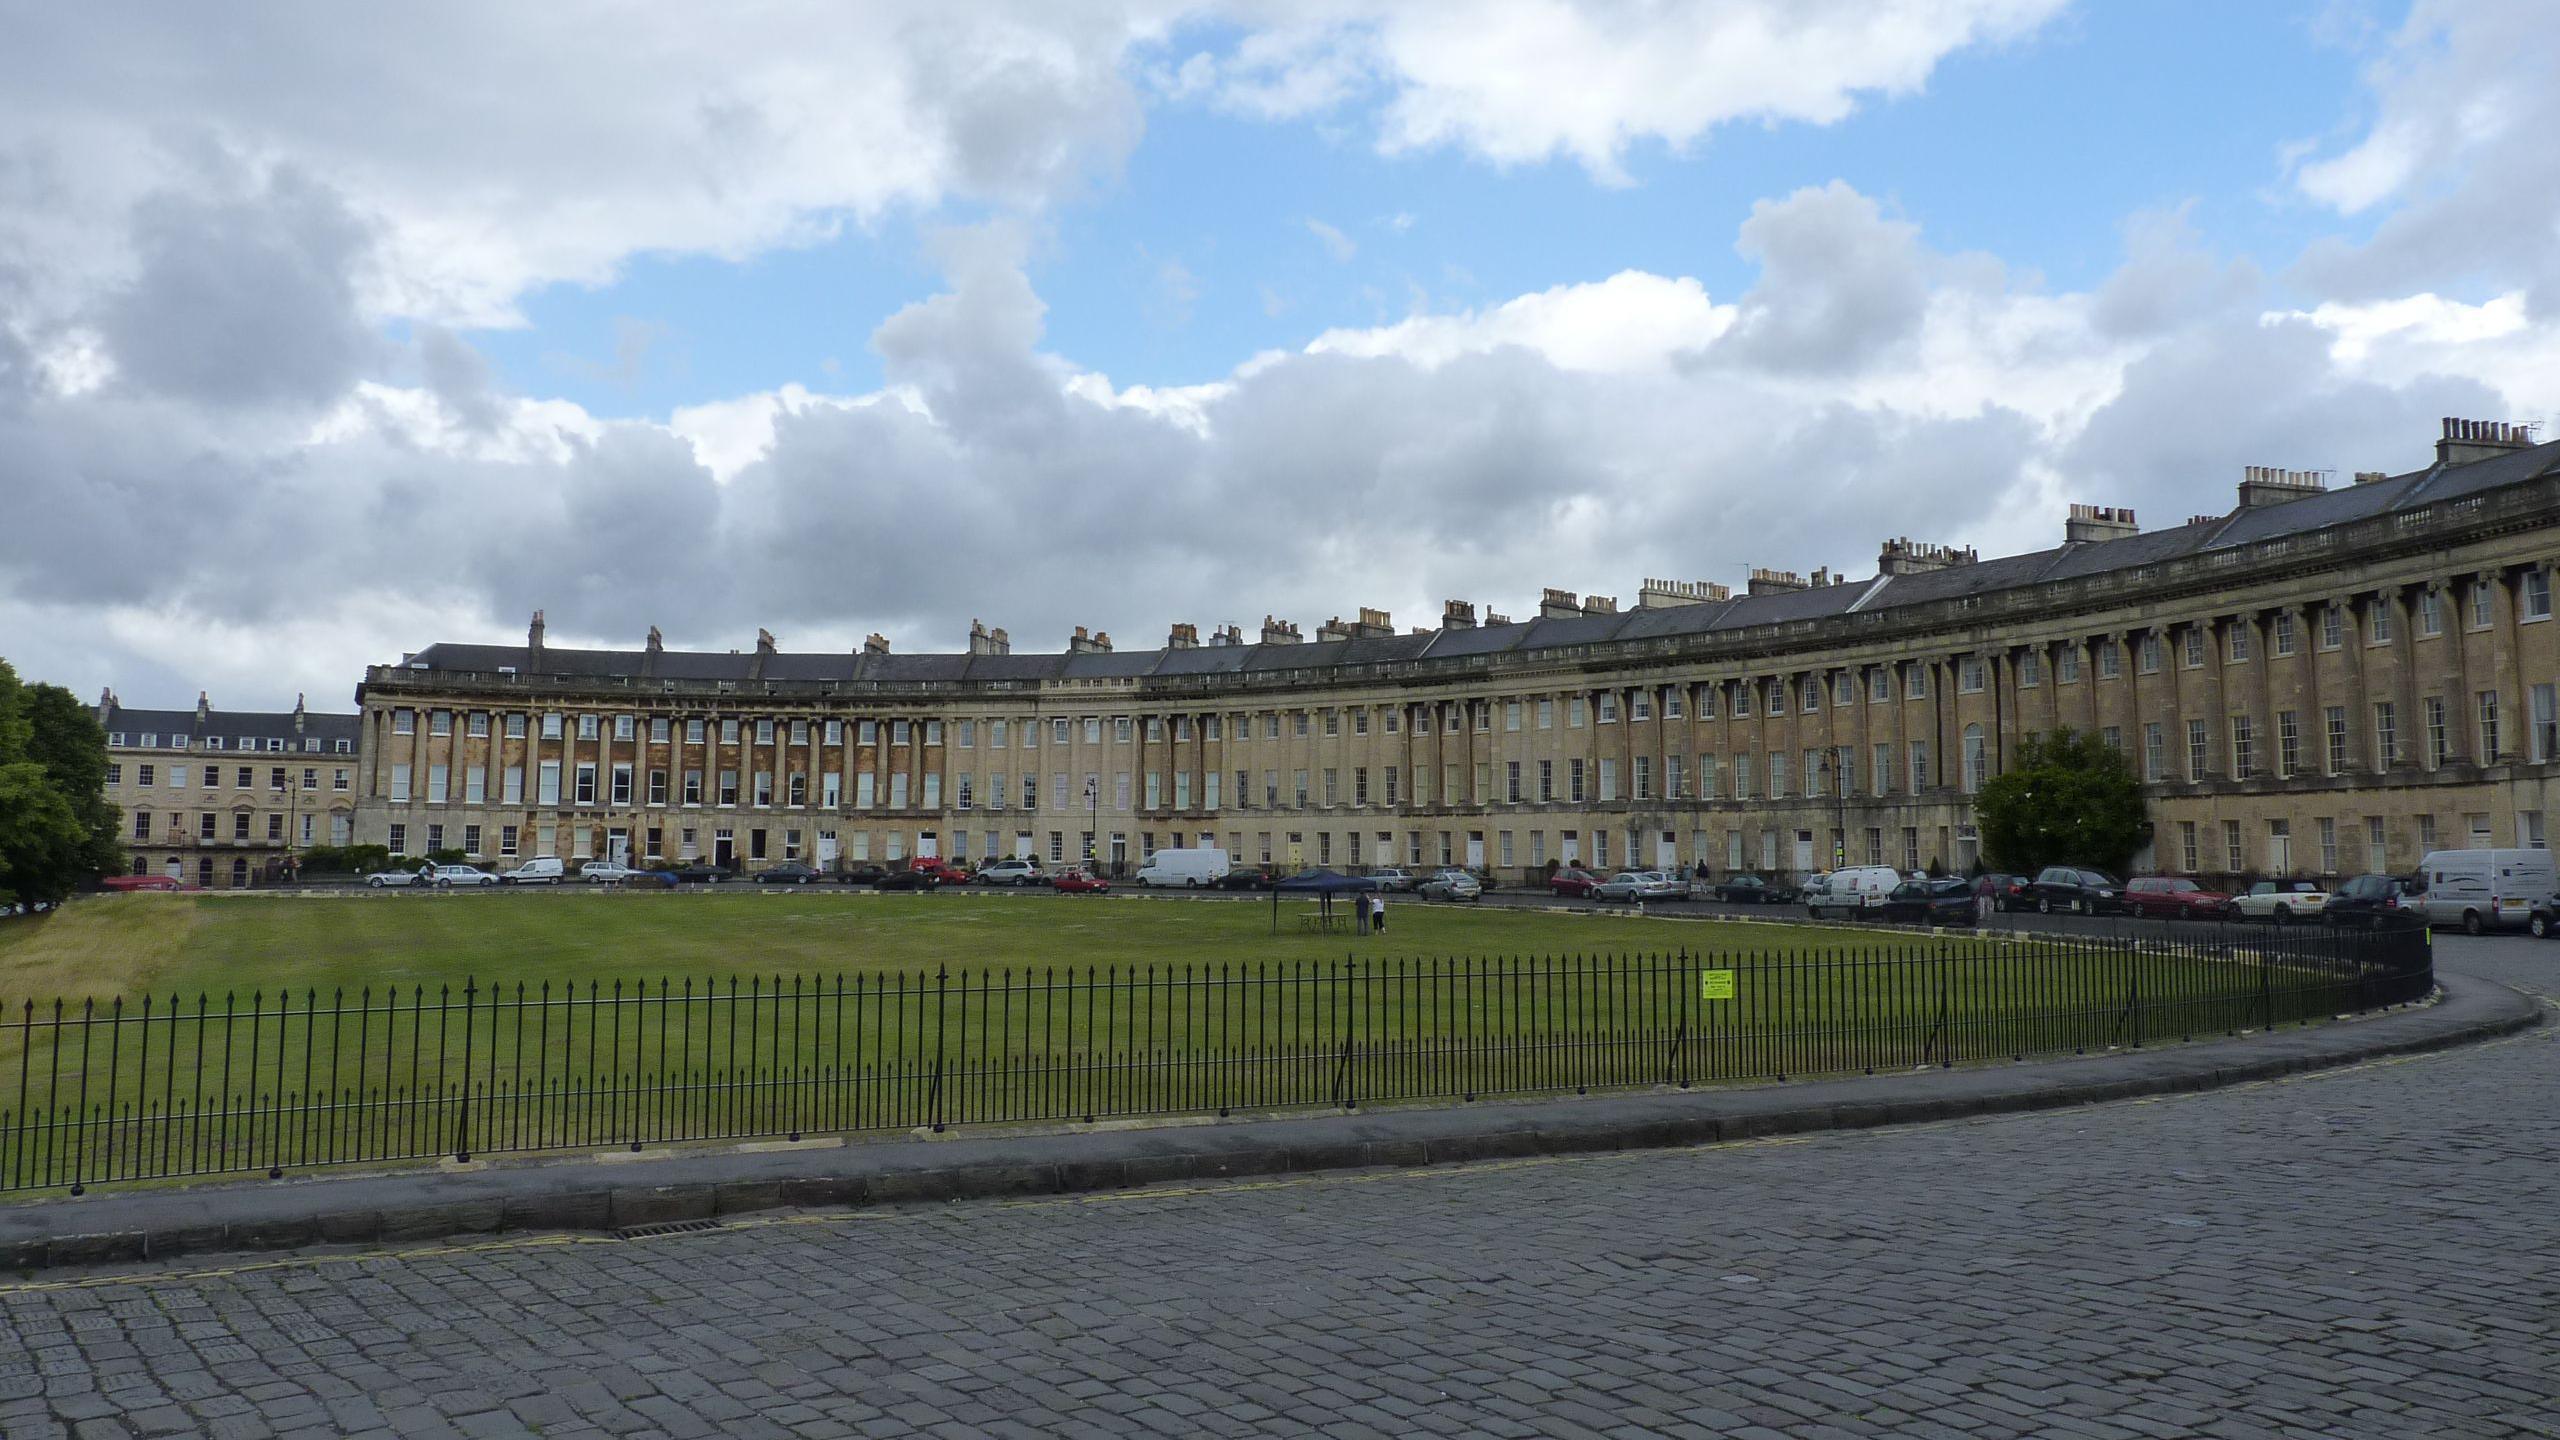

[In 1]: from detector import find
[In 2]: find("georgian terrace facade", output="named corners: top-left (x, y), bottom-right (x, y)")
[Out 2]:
top-left (97, 693), bottom-right (363, 889)
top-left (354, 419), bottom-right (2560, 886)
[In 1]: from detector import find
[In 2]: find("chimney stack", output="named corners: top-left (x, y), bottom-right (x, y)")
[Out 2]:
top-left (195, 690), bottom-right (210, 723)
top-left (1443, 600), bottom-right (1477, 630)
top-left (2064, 504), bottom-right (2140, 543)
top-left (1353, 607), bottom-right (1393, 638)
top-left (1538, 587), bottom-right (1582, 619)
top-left (1067, 626), bottom-right (1112, 654)
top-left (862, 633), bottom-right (890, 656)
top-left (1260, 616), bottom-right (1302, 645)
top-left (1637, 578), bottom-right (1731, 608)
top-left (1747, 567), bottom-right (1806, 596)
top-left (989, 627), bottom-right (1010, 653)
top-left (969, 619), bottom-right (1010, 655)
top-left (1875, 540), bottom-right (1978, 576)
top-left (2353, 470), bottom-right (2390, 485)
top-left (527, 609), bottom-right (546, 668)
top-left (2236, 466), bottom-right (2326, 510)
top-left (1166, 622), bottom-right (1199, 650)
top-left (645, 625), bottom-right (663, 655)
top-left (1581, 593), bottom-right (1619, 614)
top-left (1484, 610), bottom-right (1512, 626)
top-left (1317, 616), bottom-right (1354, 642)
top-left (2436, 416), bottom-right (2533, 468)
top-left (1210, 623), bottom-right (1244, 647)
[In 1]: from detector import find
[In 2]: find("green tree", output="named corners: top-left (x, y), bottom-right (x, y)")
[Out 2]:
top-left (0, 658), bottom-right (119, 907)
top-left (21, 681), bottom-right (120, 877)
top-left (1974, 727), bottom-right (2150, 877)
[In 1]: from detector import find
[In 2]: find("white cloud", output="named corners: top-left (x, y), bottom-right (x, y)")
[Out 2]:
top-left (1309, 270), bottom-right (1732, 375)
top-left (2289, 0), bottom-right (2560, 313)
top-left (1191, 0), bottom-right (2068, 180)
top-left (1305, 218), bottom-right (1359, 263)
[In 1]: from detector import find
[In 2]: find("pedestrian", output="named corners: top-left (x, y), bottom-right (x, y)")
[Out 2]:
top-left (1371, 892), bottom-right (1388, 935)
top-left (1354, 887), bottom-right (1369, 934)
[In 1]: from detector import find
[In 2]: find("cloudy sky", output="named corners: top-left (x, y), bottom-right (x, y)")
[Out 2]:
top-left (6, 0), bottom-right (2556, 712)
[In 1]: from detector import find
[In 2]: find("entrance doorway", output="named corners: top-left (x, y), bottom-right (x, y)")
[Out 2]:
top-left (1792, 830), bottom-right (1815, 874)
top-left (713, 828), bottom-right (735, 868)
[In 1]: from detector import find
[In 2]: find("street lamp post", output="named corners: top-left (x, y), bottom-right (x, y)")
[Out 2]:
top-left (1821, 751), bottom-right (1849, 870)
top-left (1082, 776), bottom-right (1099, 874)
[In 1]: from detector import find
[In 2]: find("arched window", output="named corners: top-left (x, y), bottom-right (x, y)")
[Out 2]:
top-left (1962, 724), bottom-right (1988, 794)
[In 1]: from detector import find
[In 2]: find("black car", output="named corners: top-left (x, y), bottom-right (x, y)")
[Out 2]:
top-left (875, 868), bottom-right (941, 891)
top-left (754, 862), bottom-right (822, 885)
top-left (1882, 876), bottom-right (1979, 925)
top-left (2326, 873), bottom-right (2419, 929)
top-left (1974, 872), bottom-right (2033, 913)
top-left (1714, 874), bottom-right (1795, 904)
top-left (2027, 866), bottom-right (2123, 915)
top-left (834, 864), bottom-right (888, 885)
top-left (1217, 866), bottom-right (1277, 891)
top-left (671, 862), bottom-right (729, 884)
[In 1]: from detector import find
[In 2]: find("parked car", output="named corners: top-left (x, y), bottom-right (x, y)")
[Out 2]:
top-left (671, 862), bottom-right (730, 884)
top-left (975, 857), bottom-right (1046, 886)
top-left (1052, 868), bottom-right (1110, 894)
top-left (624, 868), bottom-right (682, 889)
top-left (579, 862), bottom-right (644, 885)
top-left (364, 868), bottom-right (426, 888)
top-left (1217, 866), bottom-right (1277, 891)
top-left (499, 856), bottom-right (566, 885)
top-left (754, 862), bottom-right (823, 885)
top-left (835, 863), bottom-right (888, 885)
top-left (1365, 867), bottom-right (1422, 893)
top-left (2231, 880), bottom-right (2330, 924)
top-left (875, 867), bottom-right (941, 891)
top-left (2325, 873), bottom-right (2419, 929)
top-left (1135, 847), bottom-right (1230, 888)
top-left (2027, 866), bottom-right (2123, 915)
top-left (1548, 867), bottom-right (1604, 899)
top-left (431, 865), bottom-right (501, 889)
top-left (1592, 871), bottom-right (1649, 902)
top-left (2409, 848), bottom-right (2560, 935)
top-left (1882, 876), bottom-right (1979, 925)
top-left (908, 858), bottom-right (973, 886)
top-left (1806, 865), bottom-right (1900, 918)
top-left (2531, 892), bottom-right (2560, 941)
top-left (1973, 873), bottom-right (2033, 913)
top-left (1417, 869), bottom-right (1483, 902)
top-left (98, 874), bottom-right (181, 892)
top-left (1712, 874), bottom-right (1794, 904)
top-left (2121, 876), bottom-right (2233, 921)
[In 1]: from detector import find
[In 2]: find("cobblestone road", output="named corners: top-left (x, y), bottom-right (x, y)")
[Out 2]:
top-left (4, 941), bottom-right (2554, 1440)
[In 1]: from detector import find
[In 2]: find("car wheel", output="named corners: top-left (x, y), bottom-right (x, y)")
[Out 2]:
top-left (2531, 912), bottom-right (2554, 940)
top-left (2462, 909), bottom-right (2486, 937)
top-left (2036, 896), bottom-right (2051, 914)
top-left (2272, 906), bottom-right (2290, 925)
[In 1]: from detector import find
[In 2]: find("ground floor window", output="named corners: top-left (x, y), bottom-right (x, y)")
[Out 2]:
top-left (502, 825), bottom-right (519, 857)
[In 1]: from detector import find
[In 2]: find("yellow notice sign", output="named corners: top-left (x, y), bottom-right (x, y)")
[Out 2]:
top-left (1700, 970), bottom-right (1737, 1001)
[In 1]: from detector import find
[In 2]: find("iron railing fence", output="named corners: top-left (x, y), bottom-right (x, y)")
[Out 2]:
top-left (2, 924), bottom-right (2430, 1193)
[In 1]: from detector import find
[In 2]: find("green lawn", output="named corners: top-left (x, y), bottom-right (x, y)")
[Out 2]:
top-left (0, 889), bottom-right (1887, 1001)
top-left (0, 892), bottom-right (2356, 1195)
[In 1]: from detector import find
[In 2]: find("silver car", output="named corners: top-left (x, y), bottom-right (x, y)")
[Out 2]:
top-left (1593, 870), bottom-right (1679, 902)
top-left (1417, 869), bottom-right (1482, 902)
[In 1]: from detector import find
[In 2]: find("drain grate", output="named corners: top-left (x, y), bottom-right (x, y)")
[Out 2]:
top-left (611, 1218), bottom-right (725, 1241)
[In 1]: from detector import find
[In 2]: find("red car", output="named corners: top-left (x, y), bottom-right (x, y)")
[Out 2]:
top-left (908, 858), bottom-right (973, 886)
top-left (2121, 876), bottom-right (2233, 920)
top-left (1051, 869), bottom-right (1110, 894)
top-left (99, 874), bottom-right (182, 892)
top-left (1548, 867), bottom-right (1603, 899)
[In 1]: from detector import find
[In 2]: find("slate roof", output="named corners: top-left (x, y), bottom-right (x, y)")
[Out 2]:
top-left (386, 437), bottom-right (2560, 688)
top-left (102, 705), bottom-right (361, 749)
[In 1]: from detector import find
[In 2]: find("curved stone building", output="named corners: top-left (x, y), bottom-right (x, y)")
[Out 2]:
top-left (355, 419), bottom-right (2560, 884)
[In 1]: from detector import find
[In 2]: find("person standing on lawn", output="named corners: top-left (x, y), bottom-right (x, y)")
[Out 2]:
top-left (1371, 891), bottom-right (1387, 935)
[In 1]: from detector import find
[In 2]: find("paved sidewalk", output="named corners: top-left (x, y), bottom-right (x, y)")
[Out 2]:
top-left (2, 970), bottom-right (2532, 1273)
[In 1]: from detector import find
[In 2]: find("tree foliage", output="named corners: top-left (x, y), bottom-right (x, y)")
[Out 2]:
top-left (0, 659), bottom-right (122, 906)
top-left (1974, 727), bottom-right (2150, 876)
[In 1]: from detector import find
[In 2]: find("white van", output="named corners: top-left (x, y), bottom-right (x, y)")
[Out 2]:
top-left (1806, 865), bottom-right (1901, 918)
top-left (2412, 849), bottom-right (2560, 934)
top-left (1135, 847), bottom-right (1230, 888)
top-left (500, 856), bottom-right (565, 885)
